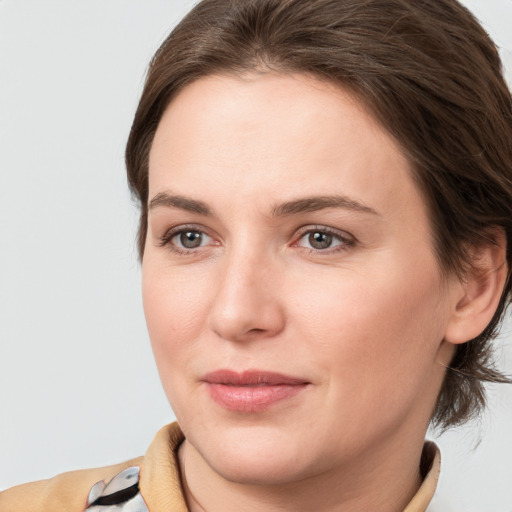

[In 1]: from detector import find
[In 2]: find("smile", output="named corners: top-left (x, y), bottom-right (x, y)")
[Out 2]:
top-left (202, 370), bottom-right (310, 412)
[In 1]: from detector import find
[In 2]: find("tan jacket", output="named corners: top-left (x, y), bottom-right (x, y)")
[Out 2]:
top-left (0, 422), bottom-right (440, 512)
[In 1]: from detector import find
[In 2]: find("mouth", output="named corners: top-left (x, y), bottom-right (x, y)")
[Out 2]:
top-left (202, 369), bottom-right (310, 412)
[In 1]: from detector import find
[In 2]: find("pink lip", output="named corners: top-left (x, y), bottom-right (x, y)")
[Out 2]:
top-left (202, 370), bottom-right (309, 412)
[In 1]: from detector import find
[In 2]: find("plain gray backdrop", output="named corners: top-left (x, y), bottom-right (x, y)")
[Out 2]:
top-left (0, 1), bottom-right (511, 510)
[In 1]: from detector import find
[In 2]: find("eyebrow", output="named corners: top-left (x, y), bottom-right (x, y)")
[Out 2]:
top-left (149, 192), bottom-right (212, 216)
top-left (148, 192), bottom-right (378, 217)
top-left (271, 195), bottom-right (379, 217)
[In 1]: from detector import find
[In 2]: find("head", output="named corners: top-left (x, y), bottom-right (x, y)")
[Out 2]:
top-left (127, 0), bottom-right (511, 463)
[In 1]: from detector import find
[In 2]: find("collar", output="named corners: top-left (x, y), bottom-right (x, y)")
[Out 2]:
top-left (139, 423), bottom-right (440, 512)
top-left (404, 441), bottom-right (441, 511)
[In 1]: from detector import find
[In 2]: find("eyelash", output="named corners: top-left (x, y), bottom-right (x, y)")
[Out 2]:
top-left (158, 225), bottom-right (356, 256)
top-left (292, 225), bottom-right (356, 254)
top-left (158, 224), bottom-right (215, 255)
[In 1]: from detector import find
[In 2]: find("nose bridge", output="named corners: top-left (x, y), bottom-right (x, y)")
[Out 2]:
top-left (207, 236), bottom-right (284, 341)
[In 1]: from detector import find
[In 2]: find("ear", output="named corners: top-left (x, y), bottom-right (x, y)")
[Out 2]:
top-left (444, 229), bottom-right (508, 345)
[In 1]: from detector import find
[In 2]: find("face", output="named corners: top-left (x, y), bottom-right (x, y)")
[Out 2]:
top-left (143, 73), bottom-right (458, 485)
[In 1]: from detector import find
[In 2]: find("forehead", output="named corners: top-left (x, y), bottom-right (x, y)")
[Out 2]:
top-left (148, 72), bottom-right (428, 228)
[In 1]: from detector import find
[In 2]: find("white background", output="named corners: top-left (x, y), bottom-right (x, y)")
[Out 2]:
top-left (0, 1), bottom-right (511, 510)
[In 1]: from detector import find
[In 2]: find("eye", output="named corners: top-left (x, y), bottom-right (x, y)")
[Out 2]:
top-left (159, 226), bottom-right (215, 253)
top-left (294, 227), bottom-right (354, 252)
top-left (305, 231), bottom-right (336, 250)
top-left (174, 230), bottom-right (208, 249)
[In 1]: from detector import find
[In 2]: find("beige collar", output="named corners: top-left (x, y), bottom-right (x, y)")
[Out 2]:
top-left (139, 423), bottom-right (440, 512)
top-left (404, 441), bottom-right (441, 512)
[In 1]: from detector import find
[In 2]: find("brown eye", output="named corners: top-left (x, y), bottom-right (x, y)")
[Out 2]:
top-left (178, 230), bottom-right (203, 248)
top-left (308, 232), bottom-right (333, 249)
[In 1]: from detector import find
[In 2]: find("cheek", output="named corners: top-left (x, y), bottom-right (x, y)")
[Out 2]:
top-left (142, 264), bottom-right (214, 421)
top-left (292, 259), bottom-right (447, 403)
top-left (142, 262), bottom-right (211, 378)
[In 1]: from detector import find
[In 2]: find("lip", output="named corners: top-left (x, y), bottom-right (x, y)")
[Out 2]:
top-left (202, 370), bottom-right (309, 412)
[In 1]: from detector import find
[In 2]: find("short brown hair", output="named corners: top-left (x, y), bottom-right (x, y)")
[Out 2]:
top-left (126, 0), bottom-right (512, 429)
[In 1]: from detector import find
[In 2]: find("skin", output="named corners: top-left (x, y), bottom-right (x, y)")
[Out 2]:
top-left (142, 72), bottom-right (473, 512)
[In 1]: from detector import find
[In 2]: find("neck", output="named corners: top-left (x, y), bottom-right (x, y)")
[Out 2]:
top-left (178, 428), bottom-right (426, 512)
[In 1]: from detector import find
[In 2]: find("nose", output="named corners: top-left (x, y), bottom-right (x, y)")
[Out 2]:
top-left (207, 248), bottom-right (286, 343)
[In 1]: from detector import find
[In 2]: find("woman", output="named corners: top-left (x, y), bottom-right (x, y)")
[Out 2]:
top-left (1, 0), bottom-right (511, 511)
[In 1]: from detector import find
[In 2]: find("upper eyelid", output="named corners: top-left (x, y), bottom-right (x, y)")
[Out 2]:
top-left (158, 224), bottom-right (215, 246)
top-left (162, 224), bottom-right (213, 237)
top-left (157, 223), bottom-right (356, 247)
top-left (293, 225), bottom-right (355, 240)
top-left (291, 226), bottom-right (358, 254)
top-left (160, 224), bottom-right (352, 236)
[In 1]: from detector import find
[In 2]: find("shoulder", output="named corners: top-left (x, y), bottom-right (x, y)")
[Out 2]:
top-left (0, 456), bottom-right (144, 512)
top-left (0, 423), bottom-right (185, 512)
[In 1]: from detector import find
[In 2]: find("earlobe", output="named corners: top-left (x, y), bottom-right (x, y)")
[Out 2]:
top-left (444, 230), bottom-right (508, 345)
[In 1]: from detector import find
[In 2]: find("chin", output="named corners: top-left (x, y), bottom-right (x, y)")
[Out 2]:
top-left (209, 448), bottom-right (310, 486)
top-left (192, 421), bottom-right (320, 485)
